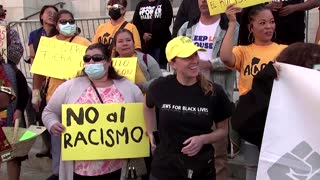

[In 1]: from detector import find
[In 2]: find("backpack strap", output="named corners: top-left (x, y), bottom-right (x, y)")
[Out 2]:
top-left (109, 21), bottom-right (128, 51)
top-left (143, 53), bottom-right (148, 66)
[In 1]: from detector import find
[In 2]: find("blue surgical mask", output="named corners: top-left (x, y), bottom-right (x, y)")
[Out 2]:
top-left (58, 23), bottom-right (76, 36)
top-left (84, 63), bottom-right (106, 79)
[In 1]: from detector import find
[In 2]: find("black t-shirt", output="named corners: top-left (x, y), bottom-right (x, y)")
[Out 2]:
top-left (274, 0), bottom-right (305, 44)
top-left (146, 75), bottom-right (232, 179)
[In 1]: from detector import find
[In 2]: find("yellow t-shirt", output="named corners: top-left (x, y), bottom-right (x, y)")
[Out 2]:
top-left (232, 43), bottom-right (287, 95)
top-left (92, 19), bottom-right (141, 52)
top-left (135, 63), bottom-right (147, 85)
top-left (46, 36), bottom-right (91, 102)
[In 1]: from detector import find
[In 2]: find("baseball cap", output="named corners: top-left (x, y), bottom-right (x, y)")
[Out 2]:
top-left (165, 36), bottom-right (205, 62)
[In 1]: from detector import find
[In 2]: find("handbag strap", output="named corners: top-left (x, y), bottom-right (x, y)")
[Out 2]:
top-left (69, 35), bottom-right (76, 42)
top-left (89, 80), bottom-right (104, 103)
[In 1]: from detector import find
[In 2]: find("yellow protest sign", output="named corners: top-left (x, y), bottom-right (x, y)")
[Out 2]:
top-left (61, 103), bottom-right (149, 161)
top-left (30, 37), bottom-right (88, 80)
top-left (112, 57), bottom-right (137, 82)
top-left (0, 25), bottom-right (7, 63)
top-left (207, 0), bottom-right (271, 15)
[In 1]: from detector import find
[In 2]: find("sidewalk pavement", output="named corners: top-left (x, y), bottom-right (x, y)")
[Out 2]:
top-left (0, 135), bottom-right (246, 180)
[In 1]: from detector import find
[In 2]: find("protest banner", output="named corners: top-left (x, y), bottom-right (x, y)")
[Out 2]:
top-left (30, 37), bottom-right (88, 80)
top-left (207, 0), bottom-right (271, 15)
top-left (61, 103), bottom-right (149, 161)
top-left (112, 57), bottom-right (137, 82)
top-left (0, 25), bottom-right (7, 63)
top-left (257, 64), bottom-right (320, 179)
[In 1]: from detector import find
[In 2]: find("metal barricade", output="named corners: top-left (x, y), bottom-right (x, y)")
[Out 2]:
top-left (8, 17), bottom-right (110, 86)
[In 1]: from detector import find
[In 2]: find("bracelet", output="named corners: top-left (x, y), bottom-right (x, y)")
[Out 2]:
top-left (0, 86), bottom-right (16, 100)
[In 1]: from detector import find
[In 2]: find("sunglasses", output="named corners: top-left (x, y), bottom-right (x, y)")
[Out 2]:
top-left (83, 54), bottom-right (106, 63)
top-left (106, 4), bottom-right (124, 10)
top-left (59, 19), bottom-right (75, 25)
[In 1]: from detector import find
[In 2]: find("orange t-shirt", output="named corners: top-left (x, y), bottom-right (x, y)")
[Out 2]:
top-left (232, 43), bottom-right (287, 95)
top-left (46, 36), bottom-right (91, 102)
top-left (92, 19), bottom-right (141, 53)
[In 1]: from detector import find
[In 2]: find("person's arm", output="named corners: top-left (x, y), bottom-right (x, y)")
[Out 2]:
top-left (141, 54), bottom-right (162, 93)
top-left (42, 80), bottom-right (68, 135)
top-left (209, 23), bottom-right (240, 71)
top-left (131, 24), bottom-right (142, 50)
top-left (316, 10), bottom-right (320, 43)
top-left (279, 0), bottom-right (320, 16)
top-left (143, 95), bottom-right (157, 152)
top-left (220, 5), bottom-right (241, 68)
top-left (7, 29), bottom-right (23, 64)
top-left (132, 2), bottom-right (144, 42)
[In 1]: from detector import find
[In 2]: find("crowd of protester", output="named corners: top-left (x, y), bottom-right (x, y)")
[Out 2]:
top-left (0, 0), bottom-right (320, 180)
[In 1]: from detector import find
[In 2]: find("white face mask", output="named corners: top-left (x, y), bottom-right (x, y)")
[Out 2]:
top-left (58, 23), bottom-right (76, 36)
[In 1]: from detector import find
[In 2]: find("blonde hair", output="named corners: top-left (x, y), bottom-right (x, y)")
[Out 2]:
top-left (197, 73), bottom-right (213, 96)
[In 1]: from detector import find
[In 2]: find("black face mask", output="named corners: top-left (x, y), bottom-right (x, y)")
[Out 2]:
top-left (108, 9), bottom-right (122, 20)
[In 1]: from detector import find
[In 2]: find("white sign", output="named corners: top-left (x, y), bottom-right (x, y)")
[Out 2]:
top-left (257, 63), bottom-right (320, 180)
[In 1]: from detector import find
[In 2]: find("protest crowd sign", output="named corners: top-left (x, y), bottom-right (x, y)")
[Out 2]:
top-left (257, 64), bottom-right (320, 180)
top-left (61, 103), bottom-right (149, 161)
top-left (207, 0), bottom-right (271, 15)
top-left (112, 57), bottom-right (137, 82)
top-left (30, 37), bottom-right (87, 80)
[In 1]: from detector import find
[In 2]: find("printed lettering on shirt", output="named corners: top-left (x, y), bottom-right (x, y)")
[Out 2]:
top-left (98, 32), bottom-right (112, 45)
top-left (160, 104), bottom-right (209, 115)
top-left (139, 5), bottom-right (162, 20)
top-left (244, 57), bottom-right (268, 76)
top-left (193, 35), bottom-right (214, 50)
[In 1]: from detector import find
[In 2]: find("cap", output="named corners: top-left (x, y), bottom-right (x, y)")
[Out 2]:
top-left (165, 36), bottom-right (205, 62)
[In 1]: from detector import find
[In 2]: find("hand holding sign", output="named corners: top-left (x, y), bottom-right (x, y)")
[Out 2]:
top-left (225, 4), bottom-right (242, 23)
top-left (207, 0), bottom-right (271, 15)
top-left (61, 103), bottom-right (149, 161)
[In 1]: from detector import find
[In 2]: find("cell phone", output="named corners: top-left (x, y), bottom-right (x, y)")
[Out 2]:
top-left (153, 131), bottom-right (160, 145)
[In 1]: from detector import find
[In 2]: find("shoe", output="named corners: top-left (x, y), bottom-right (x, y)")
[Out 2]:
top-left (47, 174), bottom-right (58, 180)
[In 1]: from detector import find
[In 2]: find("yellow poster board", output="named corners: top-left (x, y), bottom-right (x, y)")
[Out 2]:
top-left (207, 0), bottom-right (271, 15)
top-left (0, 25), bottom-right (7, 63)
top-left (30, 37), bottom-right (88, 80)
top-left (61, 103), bottom-right (149, 161)
top-left (112, 57), bottom-right (137, 82)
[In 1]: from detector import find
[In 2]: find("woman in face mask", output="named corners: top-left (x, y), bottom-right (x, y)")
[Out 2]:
top-left (92, 0), bottom-right (142, 55)
top-left (42, 43), bottom-right (143, 180)
top-left (42, 9), bottom-right (91, 180)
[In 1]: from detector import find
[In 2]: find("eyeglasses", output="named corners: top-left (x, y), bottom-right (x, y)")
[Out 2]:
top-left (83, 54), bottom-right (106, 63)
top-left (106, 4), bottom-right (124, 10)
top-left (58, 19), bottom-right (75, 25)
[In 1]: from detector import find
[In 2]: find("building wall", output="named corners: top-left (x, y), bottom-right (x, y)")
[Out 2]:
top-left (0, 0), bottom-right (318, 42)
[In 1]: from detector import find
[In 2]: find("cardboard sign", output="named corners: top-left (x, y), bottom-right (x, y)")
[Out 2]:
top-left (30, 37), bottom-right (88, 80)
top-left (0, 125), bottom-right (46, 162)
top-left (112, 57), bottom-right (137, 82)
top-left (0, 25), bottom-right (7, 63)
top-left (257, 64), bottom-right (320, 179)
top-left (61, 103), bottom-right (149, 161)
top-left (207, 0), bottom-right (271, 15)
